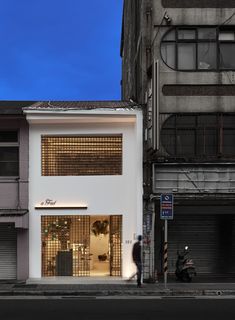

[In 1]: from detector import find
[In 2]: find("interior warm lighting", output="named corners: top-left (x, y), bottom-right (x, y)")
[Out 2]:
top-left (41, 215), bottom-right (122, 277)
top-left (41, 215), bottom-right (90, 277)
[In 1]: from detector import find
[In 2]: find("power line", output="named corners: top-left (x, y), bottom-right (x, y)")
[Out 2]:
top-left (221, 11), bottom-right (235, 26)
top-left (151, 11), bottom-right (167, 51)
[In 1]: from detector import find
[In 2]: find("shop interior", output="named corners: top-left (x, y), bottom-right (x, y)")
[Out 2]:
top-left (41, 215), bottom-right (111, 277)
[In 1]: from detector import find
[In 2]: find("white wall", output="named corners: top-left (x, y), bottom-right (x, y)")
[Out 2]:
top-left (27, 110), bottom-right (143, 279)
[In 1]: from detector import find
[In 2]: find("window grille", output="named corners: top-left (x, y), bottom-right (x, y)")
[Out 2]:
top-left (41, 135), bottom-right (122, 176)
top-left (110, 215), bottom-right (122, 276)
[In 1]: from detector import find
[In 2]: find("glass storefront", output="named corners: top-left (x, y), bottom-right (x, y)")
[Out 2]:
top-left (41, 215), bottom-right (122, 277)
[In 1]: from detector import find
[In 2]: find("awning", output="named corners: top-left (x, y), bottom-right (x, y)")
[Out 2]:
top-left (0, 210), bottom-right (28, 229)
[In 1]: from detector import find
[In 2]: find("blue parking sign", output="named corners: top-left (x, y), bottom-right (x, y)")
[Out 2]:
top-left (160, 194), bottom-right (174, 220)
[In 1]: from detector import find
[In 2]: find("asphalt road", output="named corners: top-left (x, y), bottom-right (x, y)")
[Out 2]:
top-left (1, 297), bottom-right (235, 320)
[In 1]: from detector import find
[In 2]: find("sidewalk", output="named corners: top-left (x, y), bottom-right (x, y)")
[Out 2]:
top-left (1, 278), bottom-right (235, 297)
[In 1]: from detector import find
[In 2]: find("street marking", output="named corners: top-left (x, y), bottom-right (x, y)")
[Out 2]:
top-left (61, 296), bottom-right (97, 300)
top-left (96, 296), bottom-right (162, 300)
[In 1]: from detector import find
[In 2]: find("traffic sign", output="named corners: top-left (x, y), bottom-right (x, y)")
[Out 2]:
top-left (160, 194), bottom-right (174, 220)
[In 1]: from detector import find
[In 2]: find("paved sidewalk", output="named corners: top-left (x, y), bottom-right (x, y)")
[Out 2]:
top-left (1, 279), bottom-right (235, 297)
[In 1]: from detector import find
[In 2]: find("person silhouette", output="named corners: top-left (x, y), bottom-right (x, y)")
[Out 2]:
top-left (132, 235), bottom-right (142, 288)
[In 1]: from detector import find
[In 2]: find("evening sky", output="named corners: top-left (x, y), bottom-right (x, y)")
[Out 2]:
top-left (0, 0), bottom-right (123, 100)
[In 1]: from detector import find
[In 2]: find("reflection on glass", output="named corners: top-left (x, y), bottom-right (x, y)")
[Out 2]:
top-left (164, 30), bottom-right (175, 41)
top-left (198, 28), bottom-right (217, 39)
top-left (0, 147), bottom-right (19, 176)
top-left (220, 43), bottom-right (235, 69)
top-left (161, 43), bottom-right (175, 68)
top-left (178, 29), bottom-right (196, 40)
top-left (178, 43), bottom-right (196, 70)
top-left (219, 32), bottom-right (235, 41)
top-left (198, 43), bottom-right (217, 69)
top-left (161, 27), bottom-right (235, 71)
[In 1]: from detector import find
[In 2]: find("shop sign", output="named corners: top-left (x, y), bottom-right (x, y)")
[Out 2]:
top-left (35, 198), bottom-right (87, 210)
top-left (40, 199), bottom-right (57, 206)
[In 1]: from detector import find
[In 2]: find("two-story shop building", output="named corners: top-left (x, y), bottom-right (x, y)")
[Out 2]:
top-left (24, 101), bottom-right (143, 280)
top-left (0, 101), bottom-right (32, 280)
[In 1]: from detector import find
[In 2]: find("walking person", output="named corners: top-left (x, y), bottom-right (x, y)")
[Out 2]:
top-left (132, 235), bottom-right (142, 288)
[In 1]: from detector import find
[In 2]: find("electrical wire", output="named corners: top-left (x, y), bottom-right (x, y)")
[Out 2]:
top-left (221, 11), bottom-right (235, 26)
top-left (134, 11), bottom-right (167, 77)
top-left (151, 11), bottom-right (167, 53)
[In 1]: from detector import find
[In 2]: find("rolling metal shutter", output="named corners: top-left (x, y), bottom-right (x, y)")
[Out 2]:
top-left (0, 224), bottom-right (17, 279)
top-left (168, 213), bottom-right (235, 274)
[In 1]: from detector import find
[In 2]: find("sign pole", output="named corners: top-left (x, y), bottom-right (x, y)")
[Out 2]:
top-left (164, 219), bottom-right (168, 289)
top-left (160, 193), bottom-right (173, 290)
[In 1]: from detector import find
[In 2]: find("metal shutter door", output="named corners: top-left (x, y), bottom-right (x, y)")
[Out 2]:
top-left (168, 214), bottom-right (235, 274)
top-left (0, 224), bottom-right (17, 279)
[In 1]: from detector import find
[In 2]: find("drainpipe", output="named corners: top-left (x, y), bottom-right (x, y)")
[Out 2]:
top-left (16, 177), bottom-right (20, 210)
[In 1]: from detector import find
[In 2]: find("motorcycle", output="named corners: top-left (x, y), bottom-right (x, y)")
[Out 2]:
top-left (175, 246), bottom-right (196, 282)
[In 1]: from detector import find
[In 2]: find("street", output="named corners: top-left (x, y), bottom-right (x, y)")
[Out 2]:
top-left (1, 297), bottom-right (235, 320)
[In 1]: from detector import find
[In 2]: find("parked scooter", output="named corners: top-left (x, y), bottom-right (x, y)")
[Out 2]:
top-left (175, 246), bottom-right (196, 282)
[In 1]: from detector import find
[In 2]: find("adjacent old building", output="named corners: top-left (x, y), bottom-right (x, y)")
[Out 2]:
top-left (121, 0), bottom-right (235, 278)
top-left (24, 101), bottom-right (143, 280)
top-left (0, 101), bottom-right (32, 280)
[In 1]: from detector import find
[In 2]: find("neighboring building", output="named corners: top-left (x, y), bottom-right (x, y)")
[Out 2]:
top-left (24, 101), bottom-right (143, 280)
top-left (121, 0), bottom-right (235, 278)
top-left (0, 101), bottom-right (32, 280)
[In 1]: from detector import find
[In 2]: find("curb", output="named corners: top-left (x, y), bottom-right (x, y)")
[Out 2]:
top-left (0, 289), bottom-right (235, 297)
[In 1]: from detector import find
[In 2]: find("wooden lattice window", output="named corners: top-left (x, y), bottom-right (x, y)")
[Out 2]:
top-left (110, 215), bottom-right (122, 276)
top-left (41, 135), bottom-right (122, 176)
top-left (41, 215), bottom-right (90, 277)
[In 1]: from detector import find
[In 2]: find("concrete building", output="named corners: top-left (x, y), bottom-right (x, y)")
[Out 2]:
top-left (0, 101), bottom-right (32, 280)
top-left (121, 0), bottom-right (235, 278)
top-left (24, 101), bottom-right (143, 280)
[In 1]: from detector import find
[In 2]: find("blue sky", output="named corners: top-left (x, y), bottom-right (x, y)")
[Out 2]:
top-left (0, 0), bottom-right (123, 100)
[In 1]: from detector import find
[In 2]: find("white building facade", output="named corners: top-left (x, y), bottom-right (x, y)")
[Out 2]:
top-left (24, 101), bottom-right (143, 280)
